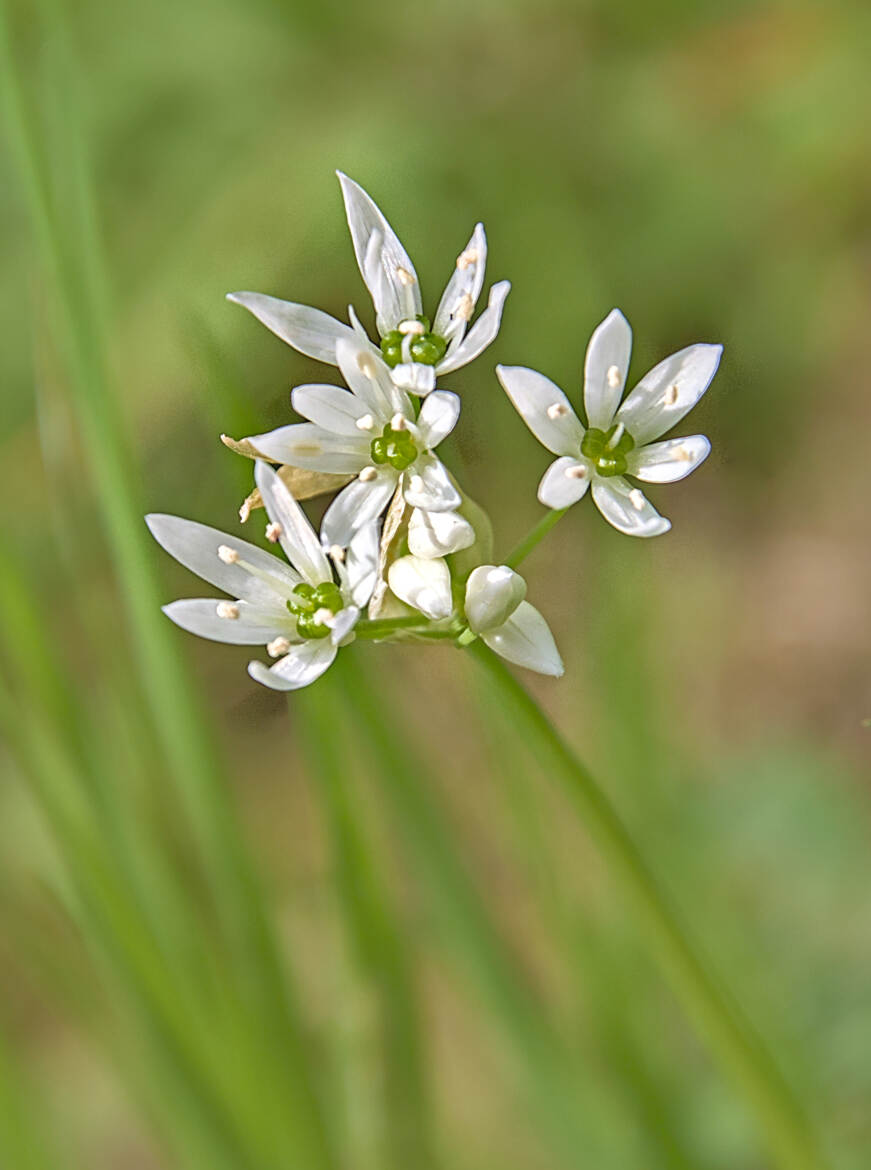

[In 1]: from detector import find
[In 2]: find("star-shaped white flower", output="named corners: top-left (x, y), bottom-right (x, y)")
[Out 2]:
top-left (497, 309), bottom-right (722, 537)
top-left (238, 337), bottom-right (469, 549)
top-left (147, 462), bottom-right (377, 691)
top-left (227, 172), bottom-right (511, 397)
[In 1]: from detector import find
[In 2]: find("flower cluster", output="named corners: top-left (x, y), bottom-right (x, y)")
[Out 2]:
top-left (149, 174), bottom-right (722, 691)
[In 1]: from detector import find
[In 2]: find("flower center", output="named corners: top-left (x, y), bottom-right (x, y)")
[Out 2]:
top-left (380, 315), bottom-right (447, 369)
top-left (581, 423), bottom-right (635, 477)
top-left (287, 581), bottom-right (344, 640)
top-left (370, 423), bottom-right (418, 471)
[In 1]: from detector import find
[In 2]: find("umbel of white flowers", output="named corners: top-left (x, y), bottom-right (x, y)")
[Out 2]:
top-left (227, 172), bottom-right (511, 397)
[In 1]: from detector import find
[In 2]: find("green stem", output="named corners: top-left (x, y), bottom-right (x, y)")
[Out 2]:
top-left (505, 508), bottom-right (568, 568)
top-left (468, 641), bottom-right (830, 1170)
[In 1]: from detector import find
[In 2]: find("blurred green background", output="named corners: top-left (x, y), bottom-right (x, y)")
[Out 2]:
top-left (2, 0), bottom-right (870, 1167)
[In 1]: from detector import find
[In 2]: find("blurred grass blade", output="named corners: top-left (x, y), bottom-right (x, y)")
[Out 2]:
top-left (0, 1025), bottom-right (55, 1170)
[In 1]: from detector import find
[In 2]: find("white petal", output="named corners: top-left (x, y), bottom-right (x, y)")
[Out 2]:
top-left (616, 343), bottom-right (723, 445)
top-left (537, 457), bottom-right (592, 509)
top-left (591, 478), bottom-right (671, 538)
top-left (146, 515), bottom-right (299, 604)
top-left (291, 383), bottom-right (372, 436)
top-left (255, 462), bottom-right (332, 583)
top-left (407, 508), bottom-right (475, 559)
top-left (402, 455), bottom-right (461, 512)
top-left (465, 565), bottom-right (526, 634)
top-left (481, 601), bottom-right (563, 677)
top-left (337, 172), bottom-right (421, 332)
top-left (437, 281), bottom-right (511, 375)
top-left (496, 364), bottom-right (584, 456)
top-left (387, 555), bottom-right (453, 621)
top-left (391, 362), bottom-right (437, 396)
top-left (321, 472), bottom-right (396, 547)
top-left (335, 336), bottom-right (410, 418)
top-left (244, 423), bottom-right (369, 474)
top-left (626, 434), bottom-right (711, 483)
top-left (248, 640), bottom-right (337, 691)
top-left (345, 520), bottom-right (381, 606)
top-left (162, 599), bottom-right (292, 645)
top-left (416, 390), bottom-right (460, 449)
top-left (433, 222), bottom-right (487, 339)
top-left (329, 605), bottom-right (359, 646)
top-left (584, 308), bottom-right (632, 430)
top-left (226, 293), bottom-right (352, 364)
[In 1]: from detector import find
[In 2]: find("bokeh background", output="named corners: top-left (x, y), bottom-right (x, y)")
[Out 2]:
top-left (2, 0), bottom-right (870, 1167)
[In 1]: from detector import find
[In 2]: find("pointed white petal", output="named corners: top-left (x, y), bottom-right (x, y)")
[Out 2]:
top-left (146, 515), bottom-right (299, 604)
top-left (337, 172), bottom-right (421, 331)
top-left (496, 364), bottom-right (584, 456)
top-left (291, 383), bottom-right (372, 436)
top-left (390, 362), bottom-right (437, 396)
top-left (255, 462), bottom-right (332, 583)
top-left (335, 336), bottom-right (410, 418)
top-left (345, 519), bottom-right (381, 606)
top-left (248, 639), bottom-right (337, 691)
top-left (321, 472), bottom-right (397, 547)
top-left (162, 599), bottom-right (292, 645)
top-left (387, 555), bottom-right (453, 620)
top-left (243, 423), bottom-right (369, 473)
top-left (591, 478), bottom-right (671, 537)
top-left (616, 343), bottom-right (722, 445)
top-left (402, 455), bottom-right (461, 512)
top-left (537, 457), bottom-right (592, 509)
top-left (626, 434), bottom-right (711, 483)
top-left (407, 508), bottom-right (475, 559)
top-left (584, 308), bottom-right (632, 430)
top-left (329, 605), bottom-right (359, 646)
top-left (481, 601), bottom-right (563, 677)
top-left (416, 390), bottom-right (460, 449)
top-left (438, 281), bottom-right (511, 375)
top-left (464, 565), bottom-right (526, 634)
top-left (348, 303), bottom-right (372, 340)
top-left (226, 293), bottom-right (353, 364)
top-left (433, 222), bottom-right (487, 338)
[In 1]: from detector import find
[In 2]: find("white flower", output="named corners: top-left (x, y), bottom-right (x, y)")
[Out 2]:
top-left (227, 172), bottom-right (511, 396)
top-left (146, 462), bottom-right (377, 691)
top-left (497, 309), bottom-right (722, 537)
top-left (464, 565), bottom-right (563, 676)
top-left (238, 336), bottom-right (465, 547)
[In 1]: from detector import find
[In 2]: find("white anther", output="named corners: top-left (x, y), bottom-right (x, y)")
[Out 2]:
top-left (565, 464), bottom-right (587, 480)
top-left (456, 247), bottom-right (479, 270)
top-left (239, 499), bottom-right (252, 523)
top-left (359, 466), bottom-right (378, 482)
top-left (607, 365), bottom-right (621, 389)
top-left (547, 402), bottom-right (569, 420)
top-left (454, 293), bottom-right (474, 321)
top-left (216, 601), bottom-right (240, 620)
top-left (629, 489), bottom-right (645, 511)
top-left (396, 267), bottom-right (416, 286)
top-left (357, 353), bottom-right (378, 379)
top-left (390, 412), bottom-right (407, 431)
top-left (409, 474), bottom-right (425, 494)
top-left (217, 544), bottom-right (239, 564)
top-left (267, 636), bottom-right (291, 658)
top-left (398, 319), bottom-right (425, 335)
top-left (356, 413), bottom-right (375, 431)
top-left (313, 607), bottom-right (334, 626)
top-left (265, 522), bottom-right (283, 543)
top-left (328, 544), bottom-right (346, 564)
top-left (665, 384), bottom-right (679, 406)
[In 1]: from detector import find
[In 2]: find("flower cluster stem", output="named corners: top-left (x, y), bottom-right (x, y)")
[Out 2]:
top-left (505, 508), bottom-right (568, 568)
top-left (467, 641), bottom-right (831, 1170)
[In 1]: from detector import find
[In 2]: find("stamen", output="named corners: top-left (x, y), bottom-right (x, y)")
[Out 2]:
top-left (390, 412), bottom-right (407, 431)
top-left (454, 293), bottom-right (474, 321)
top-left (328, 544), bottom-right (346, 564)
top-left (675, 444), bottom-right (693, 462)
top-left (396, 267), bottom-right (416, 286)
top-left (409, 474), bottom-right (425, 493)
top-left (216, 601), bottom-right (240, 620)
top-left (313, 607), bottom-right (334, 626)
top-left (356, 413), bottom-right (375, 431)
top-left (357, 352), bottom-right (378, 379)
top-left (265, 522), bottom-right (282, 543)
top-left (398, 319), bottom-right (425, 335)
top-left (607, 365), bottom-right (621, 389)
top-left (629, 489), bottom-right (645, 511)
top-left (239, 499), bottom-right (252, 523)
top-left (359, 466), bottom-right (378, 482)
top-left (547, 402), bottom-right (569, 420)
top-left (665, 384), bottom-right (679, 406)
top-left (267, 636), bottom-right (291, 658)
top-left (605, 423), bottom-right (626, 450)
top-left (457, 247), bottom-right (479, 270)
top-left (217, 544), bottom-right (239, 564)
top-left (565, 464), bottom-right (587, 480)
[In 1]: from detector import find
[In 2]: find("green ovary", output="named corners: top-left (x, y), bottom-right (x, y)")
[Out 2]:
top-left (287, 581), bottom-right (344, 640)
top-left (380, 316), bottom-right (447, 369)
top-left (370, 423), bottom-right (418, 471)
top-left (581, 424), bottom-right (635, 478)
